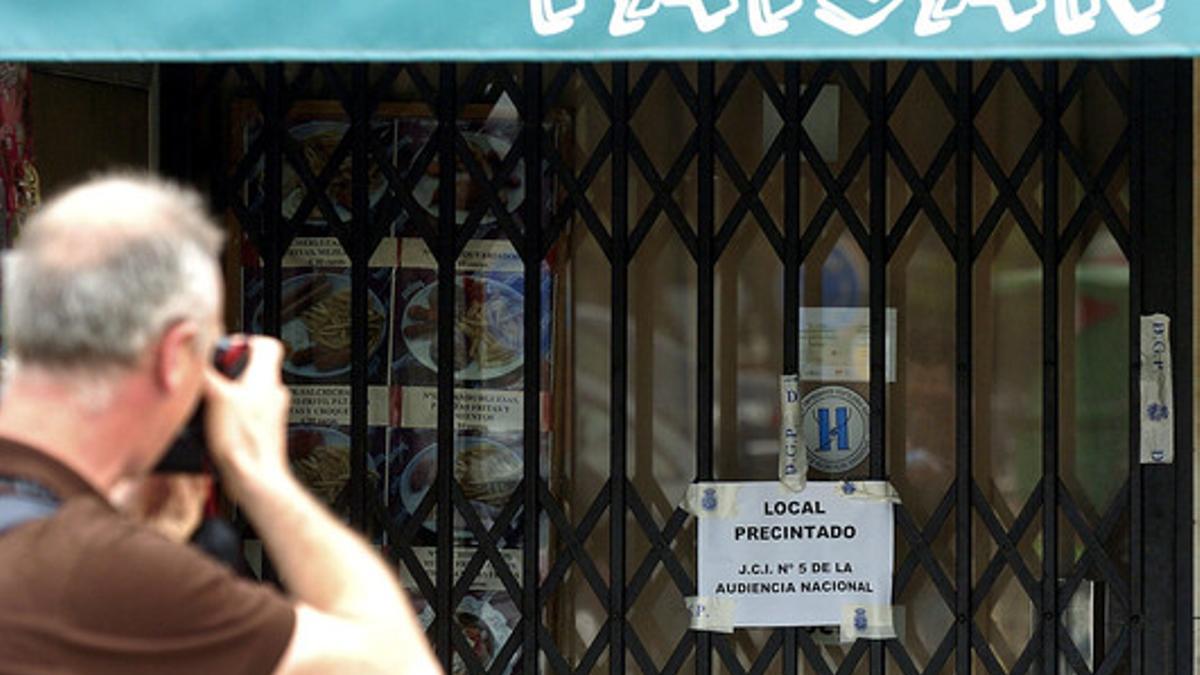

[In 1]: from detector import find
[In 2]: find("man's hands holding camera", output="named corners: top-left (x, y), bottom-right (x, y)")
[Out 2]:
top-left (201, 336), bottom-right (295, 506)
top-left (117, 335), bottom-right (293, 543)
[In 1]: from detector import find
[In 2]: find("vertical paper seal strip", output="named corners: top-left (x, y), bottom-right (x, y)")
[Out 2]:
top-left (683, 483), bottom-right (740, 519)
top-left (779, 374), bottom-right (806, 491)
top-left (686, 597), bottom-right (736, 633)
top-left (840, 604), bottom-right (896, 642)
top-left (1139, 314), bottom-right (1174, 464)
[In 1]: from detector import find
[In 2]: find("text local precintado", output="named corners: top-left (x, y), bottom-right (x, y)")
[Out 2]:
top-left (696, 481), bottom-right (895, 628)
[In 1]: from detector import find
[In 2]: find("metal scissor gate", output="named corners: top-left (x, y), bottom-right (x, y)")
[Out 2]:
top-left (162, 58), bottom-right (1192, 674)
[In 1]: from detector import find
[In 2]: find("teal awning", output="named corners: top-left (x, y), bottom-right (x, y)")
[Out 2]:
top-left (4, 0), bottom-right (1195, 62)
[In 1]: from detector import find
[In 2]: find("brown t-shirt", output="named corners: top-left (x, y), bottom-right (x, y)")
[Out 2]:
top-left (0, 439), bottom-right (296, 674)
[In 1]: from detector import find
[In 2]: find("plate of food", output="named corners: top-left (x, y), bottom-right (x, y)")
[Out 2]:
top-left (453, 595), bottom-right (512, 674)
top-left (412, 595), bottom-right (512, 675)
top-left (400, 276), bottom-right (523, 381)
top-left (398, 437), bottom-right (523, 538)
top-left (288, 425), bottom-right (351, 504)
top-left (281, 121), bottom-right (389, 223)
top-left (254, 272), bottom-right (387, 378)
top-left (411, 131), bottom-right (525, 224)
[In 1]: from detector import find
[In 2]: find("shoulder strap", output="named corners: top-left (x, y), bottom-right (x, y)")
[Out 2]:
top-left (0, 477), bottom-right (61, 534)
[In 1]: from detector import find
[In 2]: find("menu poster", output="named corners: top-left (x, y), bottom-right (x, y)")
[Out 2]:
top-left (376, 425), bottom-right (547, 675)
top-left (392, 262), bottom-right (554, 393)
top-left (232, 104), bottom-right (568, 661)
top-left (387, 112), bottom-right (557, 240)
top-left (234, 101), bottom-right (409, 237)
top-left (286, 423), bottom-right (387, 511)
top-left (391, 386), bottom-right (545, 434)
top-left (239, 257), bottom-right (393, 506)
top-left (412, 593), bottom-right (520, 675)
top-left (379, 108), bottom-right (565, 675)
top-left (241, 265), bottom-right (393, 386)
top-left (378, 428), bottom-right (548, 548)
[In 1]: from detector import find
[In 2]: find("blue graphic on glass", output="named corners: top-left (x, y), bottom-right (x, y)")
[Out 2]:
top-left (816, 407), bottom-right (851, 451)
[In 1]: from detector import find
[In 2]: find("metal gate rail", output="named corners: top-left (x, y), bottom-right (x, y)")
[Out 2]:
top-left (160, 58), bottom-right (1193, 675)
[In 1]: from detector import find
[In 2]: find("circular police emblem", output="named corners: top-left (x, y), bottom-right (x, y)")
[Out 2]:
top-left (801, 386), bottom-right (869, 474)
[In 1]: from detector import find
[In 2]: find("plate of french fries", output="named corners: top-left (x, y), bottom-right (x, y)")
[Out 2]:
top-left (398, 436), bottom-right (523, 538)
top-left (280, 121), bottom-right (390, 224)
top-left (400, 275), bottom-right (524, 381)
top-left (288, 425), bottom-right (351, 505)
top-left (411, 131), bottom-right (526, 225)
top-left (254, 272), bottom-right (387, 378)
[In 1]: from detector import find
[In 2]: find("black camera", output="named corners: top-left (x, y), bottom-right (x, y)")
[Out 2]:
top-left (154, 336), bottom-right (250, 473)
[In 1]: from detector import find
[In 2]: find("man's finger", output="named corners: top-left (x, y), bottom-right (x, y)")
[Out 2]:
top-left (203, 366), bottom-right (236, 397)
top-left (238, 336), bottom-right (285, 384)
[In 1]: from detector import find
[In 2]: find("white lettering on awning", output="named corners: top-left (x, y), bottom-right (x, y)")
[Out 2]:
top-left (530, 0), bottom-right (1165, 38)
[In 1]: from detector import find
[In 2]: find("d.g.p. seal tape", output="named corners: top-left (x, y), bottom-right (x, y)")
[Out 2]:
top-left (1139, 314), bottom-right (1173, 464)
top-left (779, 374), bottom-right (806, 492)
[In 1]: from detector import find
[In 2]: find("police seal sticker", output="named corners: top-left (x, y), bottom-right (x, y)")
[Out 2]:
top-left (802, 386), bottom-right (869, 474)
top-left (839, 604), bottom-right (896, 642)
top-left (683, 483), bottom-right (740, 519)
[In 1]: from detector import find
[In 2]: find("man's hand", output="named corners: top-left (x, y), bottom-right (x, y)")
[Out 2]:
top-left (109, 473), bottom-right (211, 543)
top-left (202, 336), bottom-right (293, 503)
top-left (202, 335), bottom-right (439, 673)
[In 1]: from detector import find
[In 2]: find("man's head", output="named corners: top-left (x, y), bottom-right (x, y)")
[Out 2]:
top-left (6, 175), bottom-right (224, 372)
top-left (2, 174), bottom-right (226, 475)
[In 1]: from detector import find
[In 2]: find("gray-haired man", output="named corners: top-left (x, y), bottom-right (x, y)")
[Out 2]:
top-left (0, 174), bottom-right (439, 674)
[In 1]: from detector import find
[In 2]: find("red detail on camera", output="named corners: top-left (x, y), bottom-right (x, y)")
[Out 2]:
top-left (213, 336), bottom-right (249, 378)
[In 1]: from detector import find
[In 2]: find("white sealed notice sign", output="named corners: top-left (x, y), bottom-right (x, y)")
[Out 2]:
top-left (694, 481), bottom-right (894, 628)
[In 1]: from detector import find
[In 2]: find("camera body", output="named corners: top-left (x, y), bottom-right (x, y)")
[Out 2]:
top-left (154, 336), bottom-right (249, 473)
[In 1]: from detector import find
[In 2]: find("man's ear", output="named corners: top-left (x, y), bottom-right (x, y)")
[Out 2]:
top-left (154, 320), bottom-right (201, 392)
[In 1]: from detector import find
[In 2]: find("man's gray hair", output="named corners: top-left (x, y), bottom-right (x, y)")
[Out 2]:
top-left (3, 174), bottom-right (225, 371)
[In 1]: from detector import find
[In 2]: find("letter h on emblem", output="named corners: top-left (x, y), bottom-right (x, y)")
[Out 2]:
top-left (817, 407), bottom-right (850, 451)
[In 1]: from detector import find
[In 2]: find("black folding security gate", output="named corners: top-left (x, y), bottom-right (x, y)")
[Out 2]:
top-left (161, 58), bottom-right (1192, 674)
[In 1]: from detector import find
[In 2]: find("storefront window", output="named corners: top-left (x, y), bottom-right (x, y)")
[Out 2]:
top-left (168, 58), bottom-right (1152, 674)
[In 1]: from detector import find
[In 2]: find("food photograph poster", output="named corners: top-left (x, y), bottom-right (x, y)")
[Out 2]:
top-left (232, 101), bottom-right (570, 674)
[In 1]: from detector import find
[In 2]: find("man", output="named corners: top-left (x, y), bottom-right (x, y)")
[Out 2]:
top-left (0, 175), bottom-right (440, 674)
